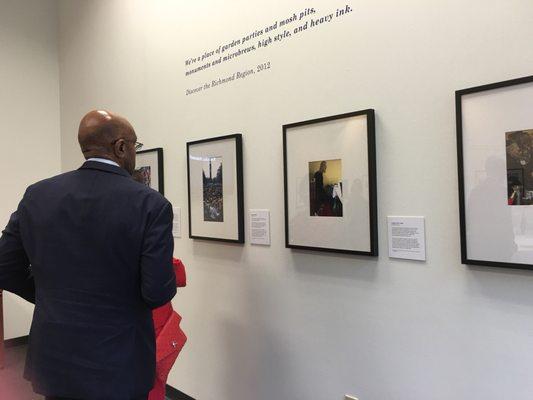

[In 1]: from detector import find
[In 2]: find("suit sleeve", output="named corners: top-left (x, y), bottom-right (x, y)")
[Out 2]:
top-left (140, 200), bottom-right (176, 309)
top-left (0, 208), bottom-right (35, 304)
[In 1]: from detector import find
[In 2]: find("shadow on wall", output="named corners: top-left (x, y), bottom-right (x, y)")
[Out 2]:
top-left (465, 264), bottom-right (533, 307)
top-left (290, 248), bottom-right (379, 283)
top-left (219, 274), bottom-right (294, 400)
top-left (191, 240), bottom-right (245, 265)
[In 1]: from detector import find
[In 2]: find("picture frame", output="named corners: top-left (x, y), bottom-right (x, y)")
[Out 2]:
top-left (283, 109), bottom-right (378, 256)
top-left (456, 74), bottom-right (533, 270)
top-left (135, 147), bottom-right (164, 195)
top-left (187, 134), bottom-right (244, 243)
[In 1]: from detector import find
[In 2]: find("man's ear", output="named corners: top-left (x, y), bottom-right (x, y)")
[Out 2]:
top-left (114, 139), bottom-right (126, 157)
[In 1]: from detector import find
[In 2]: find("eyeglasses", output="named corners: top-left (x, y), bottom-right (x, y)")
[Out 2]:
top-left (112, 138), bottom-right (143, 151)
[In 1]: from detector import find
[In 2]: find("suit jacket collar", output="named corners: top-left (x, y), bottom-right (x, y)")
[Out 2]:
top-left (79, 160), bottom-right (131, 177)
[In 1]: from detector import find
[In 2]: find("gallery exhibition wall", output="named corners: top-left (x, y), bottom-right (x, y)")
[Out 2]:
top-left (56, 1), bottom-right (533, 399)
top-left (0, 0), bottom-right (61, 339)
top-left (2, 0), bottom-right (533, 399)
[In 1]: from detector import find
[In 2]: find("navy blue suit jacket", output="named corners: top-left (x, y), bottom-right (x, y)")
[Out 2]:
top-left (0, 161), bottom-right (177, 399)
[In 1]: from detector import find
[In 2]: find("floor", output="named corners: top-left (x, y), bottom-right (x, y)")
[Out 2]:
top-left (0, 345), bottom-right (43, 400)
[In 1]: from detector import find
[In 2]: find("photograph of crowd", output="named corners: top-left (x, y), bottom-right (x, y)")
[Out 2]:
top-left (203, 156), bottom-right (224, 222)
top-left (133, 166), bottom-right (151, 187)
top-left (309, 159), bottom-right (343, 217)
top-left (506, 129), bottom-right (533, 205)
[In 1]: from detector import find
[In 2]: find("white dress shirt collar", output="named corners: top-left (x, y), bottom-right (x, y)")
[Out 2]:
top-left (87, 158), bottom-right (120, 167)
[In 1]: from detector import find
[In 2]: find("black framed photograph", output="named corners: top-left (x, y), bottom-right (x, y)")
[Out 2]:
top-left (456, 75), bottom-right (533, 270)
top-left (187, 134), bottom-right (244, 243)
top-left (283, 109), bottom-right (378, 256)
top-left (135, 147), bottom-right (164, 195)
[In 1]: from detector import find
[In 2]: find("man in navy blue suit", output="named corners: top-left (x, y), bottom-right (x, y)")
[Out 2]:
top-left (0, 110), bottom-right (177, 400)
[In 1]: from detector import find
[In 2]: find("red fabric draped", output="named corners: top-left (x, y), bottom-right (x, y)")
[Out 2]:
top-left (148, 258), bottom-right (187, 400)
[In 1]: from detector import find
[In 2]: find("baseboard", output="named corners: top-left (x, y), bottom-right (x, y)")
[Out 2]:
top-left (166, 384), bottom-right (195, 400)
top-left (4, 335), bottom-right (29, 348)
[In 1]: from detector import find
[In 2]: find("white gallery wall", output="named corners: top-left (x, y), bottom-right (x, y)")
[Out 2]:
top-left (56, 1), bottom-right (533, 399)
top-left (0, 0), bottom-right (60, 339)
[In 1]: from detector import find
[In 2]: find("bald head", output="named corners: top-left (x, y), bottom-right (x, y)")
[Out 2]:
top-left (78, 110), bottom-right (135, 153)
top-left (78, 110), bottom-right (138, 174)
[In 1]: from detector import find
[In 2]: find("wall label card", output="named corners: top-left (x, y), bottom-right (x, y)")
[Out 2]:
top-left (250, 209), bottom-right (271, 246)
top-left (387, 216), bottom-right (426, 261)
top-left (172, 207), bottom-right (182, 238)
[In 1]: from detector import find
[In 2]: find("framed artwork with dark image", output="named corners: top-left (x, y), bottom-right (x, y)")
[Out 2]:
top-left (187, 134), bottom-right (244, 243)
top-left (135, 148), bottom-right (164, 195)
top-left (283, 109), bottom-right (378, 256)
top-left (456, 74), bottom-right (533, 270)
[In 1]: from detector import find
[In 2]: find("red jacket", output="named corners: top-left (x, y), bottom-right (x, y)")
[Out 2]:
top-left (149, 258), bottom-right (187, 400)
